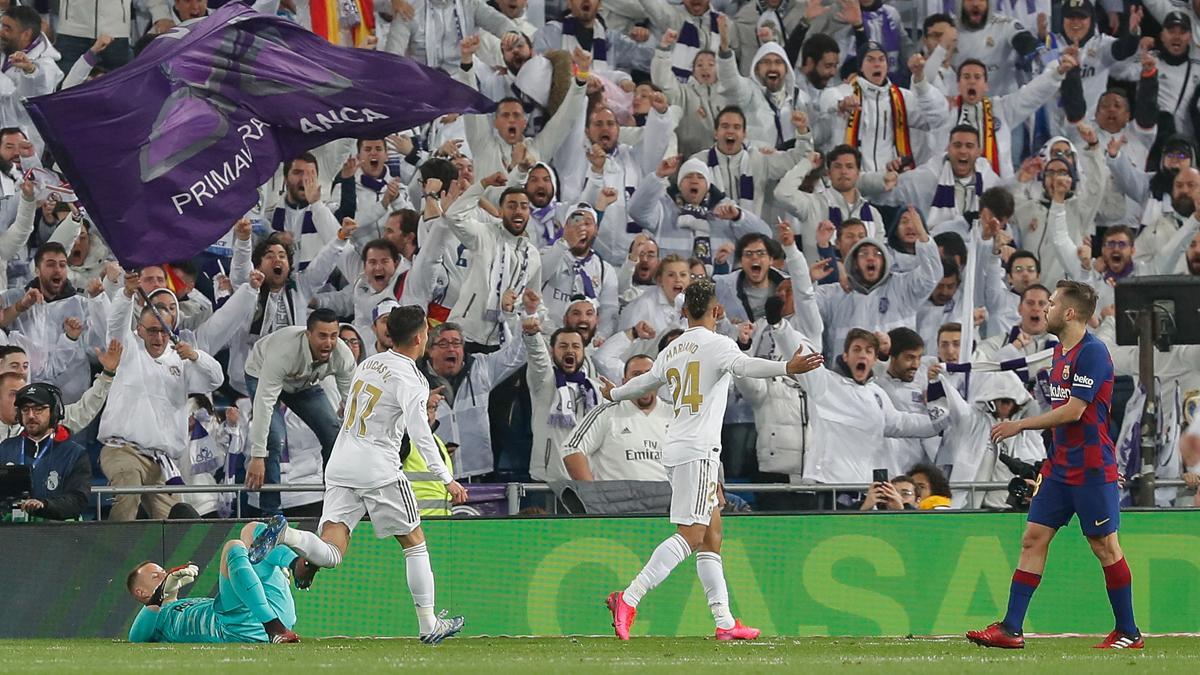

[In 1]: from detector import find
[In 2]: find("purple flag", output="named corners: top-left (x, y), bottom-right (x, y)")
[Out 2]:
top-left (25, 3), bottom-right (495, 267)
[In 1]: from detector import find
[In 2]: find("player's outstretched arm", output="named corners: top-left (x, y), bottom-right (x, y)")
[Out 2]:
top-left (726, 349), bottom-right (824, 380)
top-left (992, 397), bottom-right (1086, 442)
top-left (602, 371), bottom-right (664, 402)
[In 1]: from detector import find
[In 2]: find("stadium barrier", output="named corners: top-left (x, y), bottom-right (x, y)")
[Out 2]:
top-left (2, 511), bottom-right (1197, 639)
top-left (89, 480), bottom-right (1196, 518)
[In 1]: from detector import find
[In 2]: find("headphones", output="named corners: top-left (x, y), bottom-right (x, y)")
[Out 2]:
top-left (15, 382), bottom-right (65, 428)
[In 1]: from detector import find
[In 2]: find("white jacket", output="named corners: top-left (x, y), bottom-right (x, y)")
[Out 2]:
top-left (524, 330), bottom-right (602, 482)
top-left (733, 321), bottom-right (815, 476)
top-left (875, 358), bottom-right (944, 477)
top-left (651, 46), bottom-right (727, 158)
top-left (59, 0), bottom-right (168, 39)
top-left (0, 34), bottom-right (64, 153)
top-left (99, 291), bottom-right (224, 456)
top-left (819, 75), bottom-right (948, 173)
top-left (444, 182), bottom-right (543, 346)
top-left (717, 41), bottom-right (809, 150)
top-left (463, 79), bottom-right (586, 180)
top-left (796, 361), bottom-right (949, 484)
top-left (539, 240), bottom-right (618, 337)
top-left (929, 371), bottom-right (1045, 508)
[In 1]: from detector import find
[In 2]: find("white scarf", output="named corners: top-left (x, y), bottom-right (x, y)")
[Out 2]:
top-left (928, 156), bottom-right (984, 230)
top-left (484, 237), bottom-right (531, 322)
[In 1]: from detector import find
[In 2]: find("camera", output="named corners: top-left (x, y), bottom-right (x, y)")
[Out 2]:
top-left (997, 455), bottom-right (1043, 511)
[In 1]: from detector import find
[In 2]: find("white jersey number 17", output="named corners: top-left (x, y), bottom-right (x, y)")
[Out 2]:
top-left (343, 380), bottom-right (383, 437)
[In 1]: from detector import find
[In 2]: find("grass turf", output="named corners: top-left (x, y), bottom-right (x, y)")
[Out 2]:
top-left (0, 636), bottom-right (1194, 673)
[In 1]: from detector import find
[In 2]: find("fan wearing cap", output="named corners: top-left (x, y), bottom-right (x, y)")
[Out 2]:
top-left (1144, 0), bottom-right (1200, 96)
top-left (952, 0), bottom-right (1040, 97)
top-left (539, 203), bottom-right (619, 338)
top-left (628, 154), bottom-right (770, 263)
top-left (0, 382), bottom-right (90, 520)
top-left (366, 298), bottom-right (401, 358)
top-left (1047, 0), bottom-right (1142, 124)
top-left (819, 41), bottom-right (948, 173)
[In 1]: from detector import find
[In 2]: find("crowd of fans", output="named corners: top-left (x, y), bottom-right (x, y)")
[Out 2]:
top-left (1, 0), bottom-right (1200, 522)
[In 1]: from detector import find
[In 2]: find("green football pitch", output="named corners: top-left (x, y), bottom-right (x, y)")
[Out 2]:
top-left (1, 636), bottom-right (1194, 673)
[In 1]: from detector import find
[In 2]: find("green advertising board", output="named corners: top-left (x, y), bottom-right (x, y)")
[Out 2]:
top-left (2, 512), bottom-right (1196, 639)
top-left (289, 512), bottom-right (1200, 637)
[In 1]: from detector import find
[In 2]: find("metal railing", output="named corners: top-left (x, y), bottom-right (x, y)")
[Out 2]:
top-left (90, 479), bottom-right (1195, 519)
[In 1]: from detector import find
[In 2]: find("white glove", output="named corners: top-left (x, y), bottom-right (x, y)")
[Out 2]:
top-left (161, 564), bottom-right (200, 595)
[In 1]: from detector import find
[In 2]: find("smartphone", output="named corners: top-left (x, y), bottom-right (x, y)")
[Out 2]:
top-left (872, 468), bottom-right (889, 484)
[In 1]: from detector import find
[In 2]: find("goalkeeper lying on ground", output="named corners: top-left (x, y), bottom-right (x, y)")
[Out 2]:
top-left (125, 521), bottom-right (302, 644)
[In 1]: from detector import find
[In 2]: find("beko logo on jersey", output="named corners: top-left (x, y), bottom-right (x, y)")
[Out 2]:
top-left (1050, 383), bottom-right (1071, 400)
top-left (1072, 374), bottom-right (1094, 389)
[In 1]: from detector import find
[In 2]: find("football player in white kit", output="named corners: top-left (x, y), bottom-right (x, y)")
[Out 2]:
top-left (248, 305), bottom-right (470, 644)
top-left (598, 280), bottom-right (825, 640)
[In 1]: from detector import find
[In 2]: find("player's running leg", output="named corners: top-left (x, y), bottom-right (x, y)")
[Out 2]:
top-left (609, 458), bottom-right (717, 640)
top-left (1078, 483), bottom-right (1142, 649)
top-left (219, 540), bottom-right (300, 643)
top-left (697, 507), bottom-right (759, 640)
top-left (396, 528), bottom-right (464, 644)
top-left (966, 522), bottom-right (1055, 648)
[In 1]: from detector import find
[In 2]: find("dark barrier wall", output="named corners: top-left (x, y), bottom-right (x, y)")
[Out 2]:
top-left (2, 512), bottom-right (1198, 639)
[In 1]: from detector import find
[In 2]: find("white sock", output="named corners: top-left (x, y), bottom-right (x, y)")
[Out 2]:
top-left (284, 528), bottom-right (341, 568)
top-left (696, 552), bottom-right (734, 630)
top-left (404, 543), bottom-right (438, 634)
top-left (624, 533), bottom-right (692, 608)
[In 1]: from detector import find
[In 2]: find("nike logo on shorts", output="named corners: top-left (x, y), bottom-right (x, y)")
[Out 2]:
top-left (1094, 518), bottom-right (1111, 527)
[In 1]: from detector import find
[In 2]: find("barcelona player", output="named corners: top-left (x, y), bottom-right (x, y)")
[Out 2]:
top-left (969, 280), bottom-right (1141, 650)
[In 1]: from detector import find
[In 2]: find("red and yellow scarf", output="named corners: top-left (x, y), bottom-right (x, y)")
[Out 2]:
top-left (310, 0), bottom-right (376, 47)
top-left (845, 77), bottom-right (912, 160)
top-left (955, 96), bottom-right (1000, 175)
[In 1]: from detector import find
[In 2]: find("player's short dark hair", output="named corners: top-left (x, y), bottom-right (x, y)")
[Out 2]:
top-left (5, 6), bottom-right (41, 35)
top-left (126, 560), bottom-right (155, 595)
top-left (251, 235), bottom-right (294, 272)
top-left (888, 327), bottom-right (924, 356)
top-left (908, 461), bottom-right (952, 498)
top-left (950, 124), bottom-right (980, 141)
top-left (801, 32), bottom-right (839, 66)
top-left (387, 305), bottom-right (427, 345)
top-left (980, 186), bottom-right (1015, 220)
top-left (683, 279), bottom-right (717, 320)
top-left (957, 58), bottom-right (988, 81)
top-left (1102, 224), bottom-right (1137, 244)
top-left (1006, 249), bottom-right (1039, 275)
top-left (498, 187), bottom-right (529, 206)
top-left (34, 242), bottom-right (68, 266)
top-left (0, 345), bottom-right (27, 359)
top-left (825, 144), bottom-right (862, 169)
top-left (843, 327), bottom-right (879, 354)
top-left (924, 13), bottom-right (955, 31)
top-left (1021, 283), bottom-right (1051, 301)
top-left (1055, 279), bottom-right (1099, 319)
top-left (623, 353), bottom-right (654, 377)
top-left (361, 238), bottom-right (400, 263)
top-left (934, 232), bottom-right (968, 266)
top-left (419, 157), bottom-right (459, 190)
top-left (549, 327), bottom-right (584, 349)
top-left (937, 322), bottom-right (962, 340)
top-left (714, 105), bottom-right (746, 131)
top-left (283, 152), bottom-right (319, 176)
top-left (306, 308), bottom-right (340, 331)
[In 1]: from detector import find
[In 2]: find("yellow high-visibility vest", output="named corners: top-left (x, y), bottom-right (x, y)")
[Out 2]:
top-left (402, 433), bottom-right (454, 516)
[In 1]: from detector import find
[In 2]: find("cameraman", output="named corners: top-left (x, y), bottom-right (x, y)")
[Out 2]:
top-left (0, 383), bottom-right (91, 520)
top-left (859, 475), bottom-right (919, 511)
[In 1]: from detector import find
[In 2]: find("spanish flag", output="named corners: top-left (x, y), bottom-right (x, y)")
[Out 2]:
top-left (310, 0), bottom-right (376, 47)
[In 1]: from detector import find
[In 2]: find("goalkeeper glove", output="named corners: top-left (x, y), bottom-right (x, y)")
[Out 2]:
top-left (151, 563), bottom-right (199, 605)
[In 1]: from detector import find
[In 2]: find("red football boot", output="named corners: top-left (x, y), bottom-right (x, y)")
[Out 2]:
top-left (966, 622), bottom-right (1025, 649)
top-left (606, 591), bottom-right (637, 641)
top-left (1093, 630), bottom-right (1144, 649)
top-left (269, 629), bottom-right (301, 644)
top-left (715, 619), bottom-right (760, 641)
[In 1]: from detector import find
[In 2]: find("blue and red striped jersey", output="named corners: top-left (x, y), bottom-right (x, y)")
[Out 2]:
top-left (1041, 331), bottom-right (1119, 485)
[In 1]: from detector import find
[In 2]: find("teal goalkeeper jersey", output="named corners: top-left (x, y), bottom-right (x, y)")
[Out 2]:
top-left (129, 598), bottom-right (235, 643)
